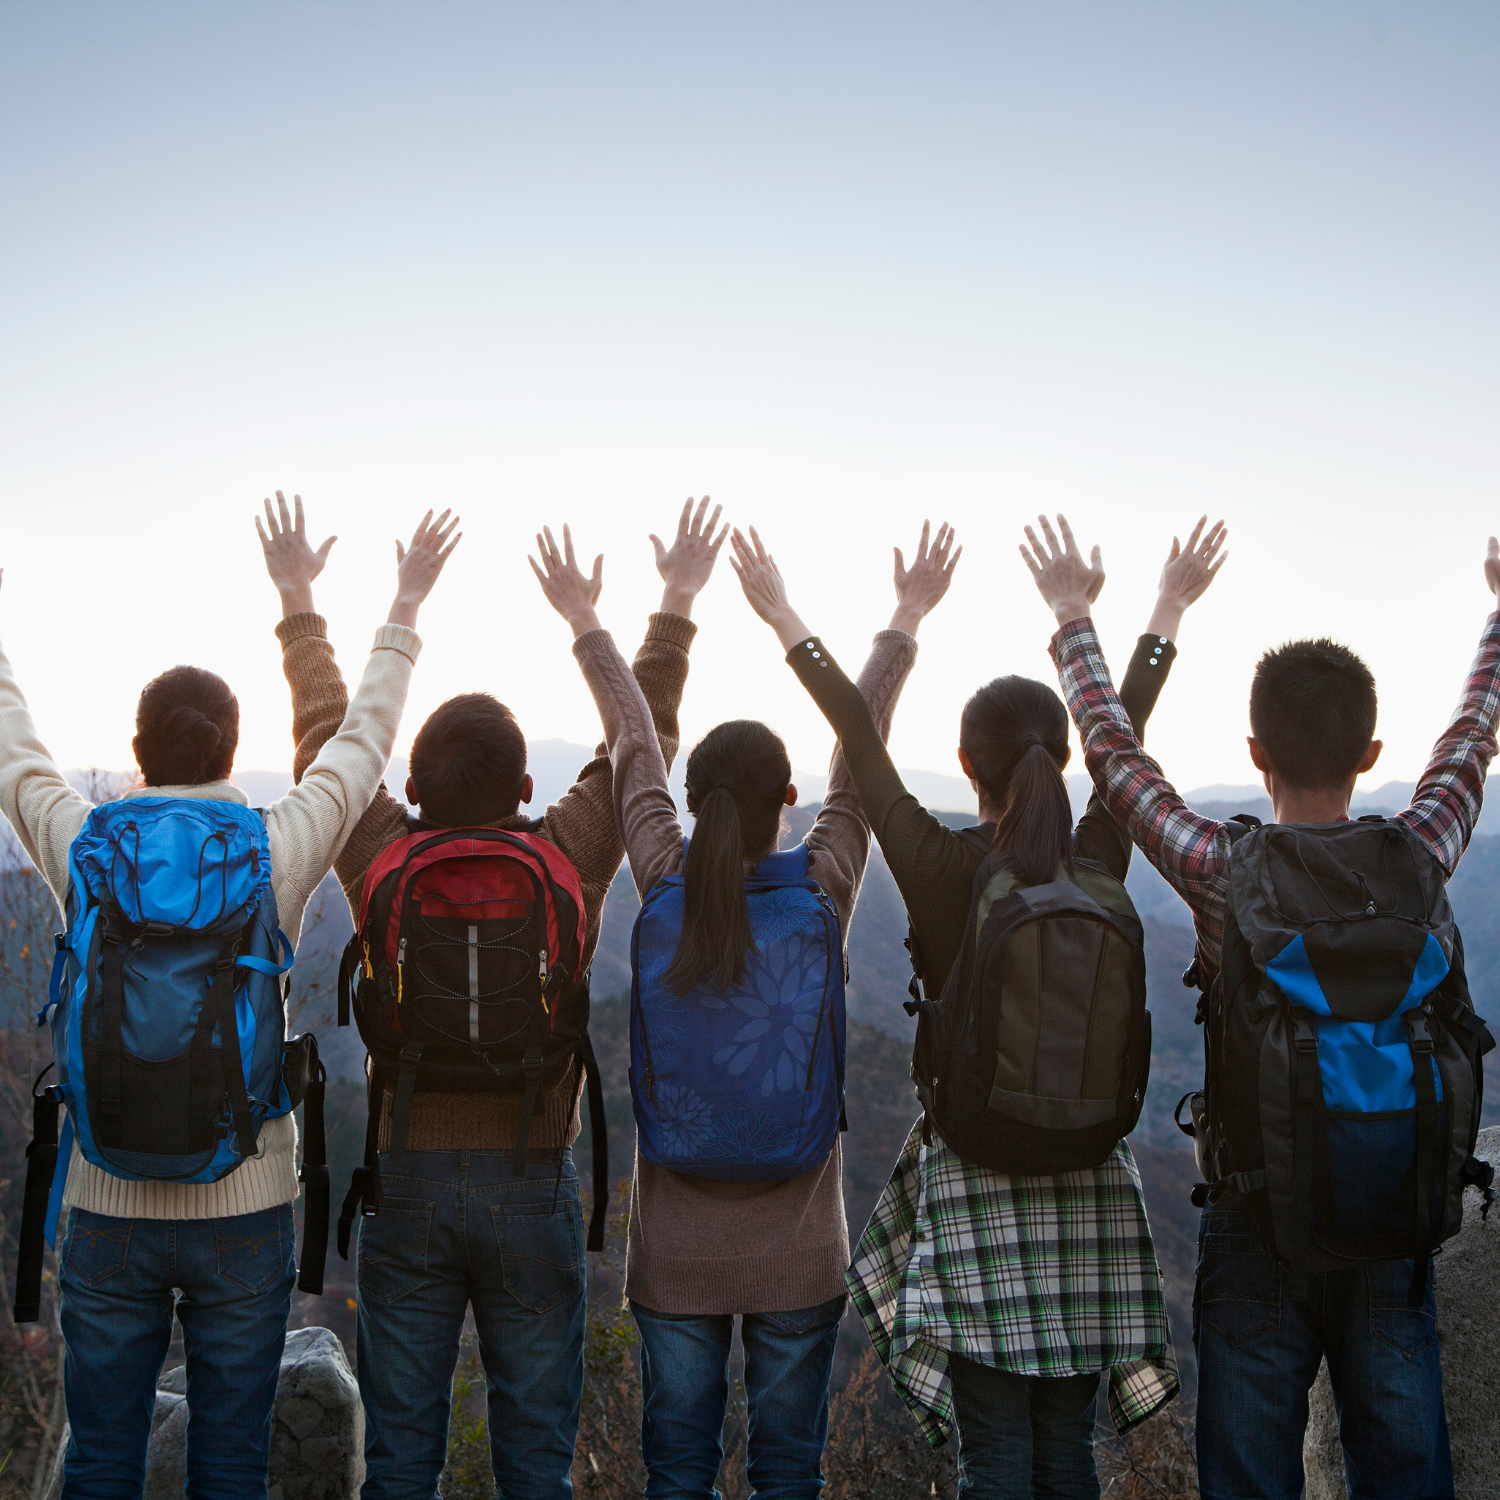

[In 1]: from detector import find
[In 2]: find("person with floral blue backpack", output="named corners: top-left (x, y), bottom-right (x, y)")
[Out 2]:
top-left (532, 515), bottom-right (958, 1500)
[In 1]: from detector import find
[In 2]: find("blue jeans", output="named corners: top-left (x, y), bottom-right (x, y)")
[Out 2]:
top-left (947, 1353), bottom-right (1101, 1500)
top-left (630, 1295), bottom-right (846, 1500)
top-left (57, 1203), bottom-right (296, 1500)
top-left (1194, 1204), bottom-right (1453, 1500)
top-left (354, 1148), bottom-right (587, 1500)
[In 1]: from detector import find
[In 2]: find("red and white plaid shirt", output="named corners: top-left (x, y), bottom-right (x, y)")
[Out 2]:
top-left (1050, 613), bottom-right (1500, 974)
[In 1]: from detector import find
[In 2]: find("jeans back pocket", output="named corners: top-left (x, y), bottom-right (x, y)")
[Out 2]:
top-left (64, 1210), bottom-right (133, 1286)
top-left (357, 1196), bottom-right (438, 1305)
top-left (214, 1205), bottom-right (293, 1294)
top-left (489, 1186), bottom-right (583, 1314)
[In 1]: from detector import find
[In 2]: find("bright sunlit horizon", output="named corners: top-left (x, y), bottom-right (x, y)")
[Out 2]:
top-left (3, 4), bottom-right (1497, 799)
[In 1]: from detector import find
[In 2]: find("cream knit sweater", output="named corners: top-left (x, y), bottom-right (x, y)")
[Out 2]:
top-left (0, 622), bottom-right (422, 1220)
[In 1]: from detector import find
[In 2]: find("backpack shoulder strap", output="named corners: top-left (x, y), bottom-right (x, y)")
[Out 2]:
top-left (1183, 814), bottom-right (1262, 992)
top-left (955, 825), bottom-right (992, 856)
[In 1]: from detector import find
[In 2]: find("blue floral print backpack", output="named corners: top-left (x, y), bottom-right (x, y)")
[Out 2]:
top-left (629, 842), bottom-right (847, 1182)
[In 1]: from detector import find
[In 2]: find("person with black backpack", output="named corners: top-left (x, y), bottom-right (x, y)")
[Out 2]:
top-left (264, 496), bottom-right (725, 1499)
top-left (0, 498), bottom-right (455, 1500)
top-left (533, 516), bottom-right (954, 1500)
top-left (1026, 514), bottom-right (1500, 1500)
top-left (747, 522), bottom-right (1221, 1499)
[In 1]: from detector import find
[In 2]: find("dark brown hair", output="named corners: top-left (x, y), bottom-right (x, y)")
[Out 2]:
top-left (409, 693), bottom-right (528, 827)
top-left (665, 719), bottom-right (791, 995)
top-left (1249, 639), bottom-right (1378, 791)
top-left (961, 675), bottom-right (1072, 887)
top-left (133, 666), bottom-right (240, 787)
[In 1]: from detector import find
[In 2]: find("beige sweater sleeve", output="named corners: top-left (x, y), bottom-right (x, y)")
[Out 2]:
top-left (0, 633), bottom-right (94, 907)
top-left (263, 623), bottom-right (421, 938)
top-left (277, 612), bottom-right (412, 910)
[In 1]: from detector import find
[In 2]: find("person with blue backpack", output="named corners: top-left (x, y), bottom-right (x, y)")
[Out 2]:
top-left (531, 517), bottom-right (957, 1500)
top-left (1026, 514), bottom-right (1500, 1500)
top-left (0, 497), bottom-right (456, 1500)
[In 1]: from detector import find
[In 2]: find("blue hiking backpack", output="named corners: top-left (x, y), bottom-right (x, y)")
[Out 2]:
top-left (12, 798), bottom-right (330, 1323)
top-left (629, 841), bottom-right (847, 1183)
top-left (1179, 816), bottom-right (1495, 1308)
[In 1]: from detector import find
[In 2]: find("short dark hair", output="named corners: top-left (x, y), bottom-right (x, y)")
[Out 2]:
top-left (409, 693), bottom-right (527, 827)
top-left (133, 666), bottom-right (239, 787)
top-left (1249, 639), bottom-right (1377, 790)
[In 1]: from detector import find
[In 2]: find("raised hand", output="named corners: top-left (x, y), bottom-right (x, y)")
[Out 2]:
top-left (1020, 514), bottom-right (1105, 627)
top-left (255, 491), bottom-right (337, 617)
top-left (529, 524), bottom-right (604, 638)
top-left (651, 496), bottom-right (729, 619)
top-left (891, 520), bottom-right (961, 637)
top-left (1148, 516), bottom-right (1227, 641)
top-left (388, 508), bottom-right (461, 628)
top-left (1486, 537), bottom-right (1500, 602)
top-left (729, 526), bottom-right (812, 652)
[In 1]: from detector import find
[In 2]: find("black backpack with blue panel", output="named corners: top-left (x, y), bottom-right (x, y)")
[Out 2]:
top-left (1182, 816), bottom-right (1495, 1304)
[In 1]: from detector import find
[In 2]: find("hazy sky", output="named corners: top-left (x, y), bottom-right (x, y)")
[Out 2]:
top-left (2, 4), bottom-right (1497, 797)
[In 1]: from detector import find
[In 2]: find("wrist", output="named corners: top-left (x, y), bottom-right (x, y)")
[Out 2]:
top-left (659, 585), bottom-right (696, 620)
top-left (888, 604), bottom-right (924, 638)
top-left (770, 608), bottom-right (812, 653)
top-left (387, 597), bottom-right (420, 629)
top-left (1050, 597), bottom-right (1093, 628)
top-left (1146, 597), bottom-right (1187, 643)
top-left (567, 606), bottom-right (603, 640)
top-left (278, 584), bottom-right (316, 619)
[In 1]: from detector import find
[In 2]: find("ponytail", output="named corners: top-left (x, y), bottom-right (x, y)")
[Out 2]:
top-left (664, 719), bottom-right (790, 995)
top-left (960, 676), bottom-right (1072, 888)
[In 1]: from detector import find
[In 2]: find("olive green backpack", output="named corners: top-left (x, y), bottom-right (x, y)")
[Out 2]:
top-left (909, 830), bottom-right (1150, 1175)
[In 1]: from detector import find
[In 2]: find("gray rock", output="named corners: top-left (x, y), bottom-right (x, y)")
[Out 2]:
top-left (41, 1324), bottom-right (363, 1500)
top-left (1304, 1124), bottom-right (1500, 1499)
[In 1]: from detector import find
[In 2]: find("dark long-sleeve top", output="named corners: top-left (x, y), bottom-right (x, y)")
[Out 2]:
top-left (787, 632), bottom-right (1178, 1000)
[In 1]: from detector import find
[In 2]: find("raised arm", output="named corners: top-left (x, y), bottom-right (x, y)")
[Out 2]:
top-left (1024, 513), bottom-right (1233, 957)
top-left (731, 521), bottom-right (958, 914)
top-left (1397, 538), bottom-right (1500, 873)
top-left (0, 571), bottom-right (91, 905)
top-left (260, 495), bottom-right (458, 902)
top-left (263, 507), bottom-right (459, 917)
top-left (544, 498), bottom-right (724, 902)
top-left (1073, 517), bottom-right (1226, 875)
top-left (532, 524), bottom-right (686, 900)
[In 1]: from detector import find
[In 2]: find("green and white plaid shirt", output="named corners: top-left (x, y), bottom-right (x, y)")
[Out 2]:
top-left (847, 1121), bottom-right (1180, 1447)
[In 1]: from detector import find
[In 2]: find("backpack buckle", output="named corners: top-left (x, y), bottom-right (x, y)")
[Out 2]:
top-left (522, 1054), bottom-right (545, 1079)
top-left (1291, 1011), bottom-right (1319, 1054)
top-left (1406, 1011), bottom-right (1436, 1055)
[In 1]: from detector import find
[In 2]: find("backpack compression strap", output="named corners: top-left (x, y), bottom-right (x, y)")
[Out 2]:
top-left (338, 1058), bottom-right (388, 1260)
top-left (1406, 1008), bottom-right (1439, 1308)
top-left (12, 1070), bottom-right (62, 1324)
top-left (580, 1030), bottom-right (608, 1253)
top-left (295, 1036), bottom-right (330, 1296)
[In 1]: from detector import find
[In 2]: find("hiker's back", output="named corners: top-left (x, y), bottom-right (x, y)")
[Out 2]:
top-left (630, 841), bottom-right (847, 1182)
top-left (1202, 817), bottom-right (1494, 1292)
top-left (912, 833), bottom-right (1151, 1176)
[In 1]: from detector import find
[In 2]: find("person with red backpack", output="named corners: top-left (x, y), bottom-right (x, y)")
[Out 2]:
top-left (263, 496), bottom-right (726, 1500)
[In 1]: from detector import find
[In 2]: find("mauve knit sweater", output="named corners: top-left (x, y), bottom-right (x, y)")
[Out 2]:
top-left (572, 625), bottom-right (918, 1316)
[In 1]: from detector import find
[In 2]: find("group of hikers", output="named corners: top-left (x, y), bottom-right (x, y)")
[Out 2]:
top-left (2, 491), bottom-right (1496, 1500)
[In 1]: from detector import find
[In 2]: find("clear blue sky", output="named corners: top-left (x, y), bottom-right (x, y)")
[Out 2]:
top-left (2, 3), bottom-right (1497, 794)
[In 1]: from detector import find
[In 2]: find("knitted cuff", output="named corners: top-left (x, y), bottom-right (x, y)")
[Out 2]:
top-left (373, 623), bottom-right (422, 664)
top-left (275, 612), bottom-right (328, 648)
top-left (646, 611), bottom-right (698, 651)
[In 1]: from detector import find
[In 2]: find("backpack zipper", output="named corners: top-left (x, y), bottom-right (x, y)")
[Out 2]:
top-left (539, 945), bottom-right (550, 1015)
top-left (396, 938), bottom-right (405, 1006)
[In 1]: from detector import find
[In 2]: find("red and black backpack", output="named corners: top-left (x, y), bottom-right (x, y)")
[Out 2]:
top-left (335, 822), bottom-right (607, 1255)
